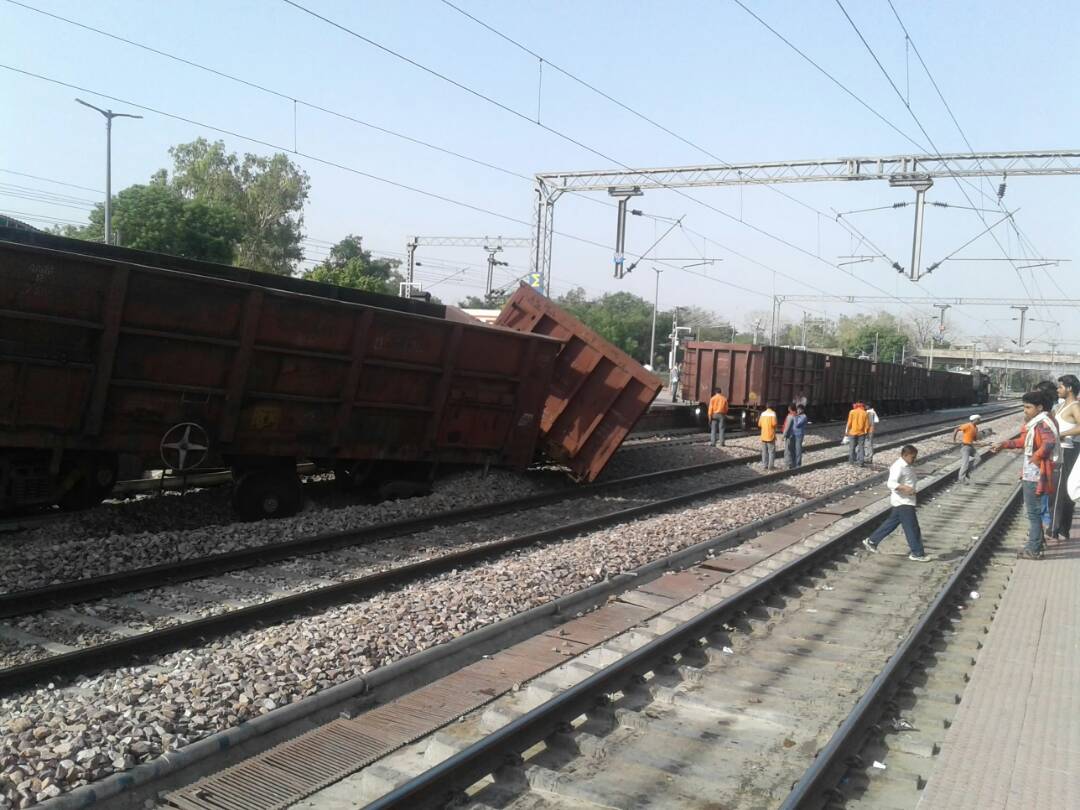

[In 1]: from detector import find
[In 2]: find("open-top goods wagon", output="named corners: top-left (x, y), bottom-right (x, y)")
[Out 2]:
top-left (680, 341), bottom-right (981, 423)
top-left (0, 230), bottom-right (562, 518)
top-left (679, 343), bottom-right (824, 427)
top-left (496, 284), bottom-right (662, 481)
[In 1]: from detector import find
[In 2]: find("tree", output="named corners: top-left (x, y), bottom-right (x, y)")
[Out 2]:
top-left (837, 311), bottom-right (917, 361)
top-left (302, 235), bottom-right (403, 295)
top-left (58, 183), bottom-right (241, 264)
top-left (556, 288), bottom-right (662, 363)
top-left (167, 139), bottom-right (310, 275)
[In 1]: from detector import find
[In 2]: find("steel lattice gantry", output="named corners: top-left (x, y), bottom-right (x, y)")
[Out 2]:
top-left (530, 150), bottom-right (1080, 289)
top-left (404, 235), bottom-right (532, 297)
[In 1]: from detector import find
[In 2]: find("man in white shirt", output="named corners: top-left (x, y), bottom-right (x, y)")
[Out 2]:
top-left (865, 401), bottom-right (881, 463)
top-left (862, 445), bottom-right (930, 561)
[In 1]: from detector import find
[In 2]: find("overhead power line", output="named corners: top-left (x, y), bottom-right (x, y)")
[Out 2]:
top-left (883, 0), bottom-right (1072, 326)
top-left (829, 0), bottom-right (1041, 317)
top-left (282, 0), bottom-right (942, 319)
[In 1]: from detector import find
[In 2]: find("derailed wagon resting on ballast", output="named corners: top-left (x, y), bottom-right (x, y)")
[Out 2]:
top-left (0, 229), bottom-right (561, 519)
top-left (496, 284), bottom-right (663, 481)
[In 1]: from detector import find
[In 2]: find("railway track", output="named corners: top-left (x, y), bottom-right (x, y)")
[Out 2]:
top-left (0, 403), bottom-right (1013, 609)
top-left (343, 446), bottom-right (1022, 810)
top-left (0, 409), bottom-right (1015, 697)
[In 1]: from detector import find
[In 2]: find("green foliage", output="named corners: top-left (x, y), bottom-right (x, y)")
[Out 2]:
top-left (837, 312), bottom-right (916, 361)
top-left (59, 184), bottom-right (241, 264)
top-left (302, 234), bottom-right (403, 295)
top-left (457, 294), bottom-right (507, 308)
top-left (167, 138), bottom-right (310, 275)
top-left (556, 287), bottom-right (670, 365)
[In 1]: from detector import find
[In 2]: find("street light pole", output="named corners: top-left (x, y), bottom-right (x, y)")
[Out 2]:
top-left (649, 266), bottom-right (663, 369)
top-left (76, 98), bottom-right (141, 245)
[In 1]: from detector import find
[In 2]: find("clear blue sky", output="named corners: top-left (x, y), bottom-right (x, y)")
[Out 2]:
top-left (2, 0), bottom-right (1078, 349)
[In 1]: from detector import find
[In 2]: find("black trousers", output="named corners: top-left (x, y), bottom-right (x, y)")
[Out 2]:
top-left (1052, 445), bottom-right (1078, 537)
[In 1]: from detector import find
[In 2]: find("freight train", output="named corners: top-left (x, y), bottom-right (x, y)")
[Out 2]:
top-left (0, 230), bottom-right (659, 519)
top-left (680, 342), bottom-right (989, 428)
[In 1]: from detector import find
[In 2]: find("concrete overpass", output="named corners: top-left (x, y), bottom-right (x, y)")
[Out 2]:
top-left (911, 347), bottom-right (1080, 374)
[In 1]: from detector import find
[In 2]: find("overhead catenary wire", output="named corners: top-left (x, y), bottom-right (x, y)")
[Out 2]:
top-left (280, 0), bottom-right (939, 318)
top-left (9, 0), bottom-right (942, 317)
top-left (6, 0), bottom-right (816, 298)
top-left (883, 0), bottom-right (1073, 329)
top-left (433, 0), bottom-right (944, 306)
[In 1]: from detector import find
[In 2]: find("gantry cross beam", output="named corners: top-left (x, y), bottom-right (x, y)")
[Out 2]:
top-left (531, 150), bottom-right (1080, 290)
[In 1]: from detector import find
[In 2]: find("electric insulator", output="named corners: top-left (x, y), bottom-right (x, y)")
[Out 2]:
top-left (998, 182), bottom-right (1006, 200)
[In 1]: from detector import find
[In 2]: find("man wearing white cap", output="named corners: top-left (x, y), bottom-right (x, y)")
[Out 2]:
top-left (952, 414), bottom-right (982, 483)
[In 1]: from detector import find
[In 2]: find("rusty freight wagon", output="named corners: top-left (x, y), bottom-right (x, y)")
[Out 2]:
top-left (0, 230), bottom-right (561, 519)
top-left (495, 285), bottom-right (662, 481)
top-left (680, 343), bottom-right (826, 426)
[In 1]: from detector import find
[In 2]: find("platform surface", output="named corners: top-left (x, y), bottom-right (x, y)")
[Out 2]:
top-left (919, 542), bottom-right (1080, 809)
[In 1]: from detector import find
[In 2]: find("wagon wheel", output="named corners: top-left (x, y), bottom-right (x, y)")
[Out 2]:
top-left (160, 422), bottom-right (209, 472)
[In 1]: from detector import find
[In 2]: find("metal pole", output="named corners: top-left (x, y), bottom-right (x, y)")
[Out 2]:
top-left (75, 98), bottom-right (140, 245)
top-left (1011, 305), bottom-right (1029, 348)
top-left (874, 332), bottom-right (880, 362)
top-left (405, 239), bottom-right (417, 294)
top-left (929, 337), bottom-right (934, 369)
top-left (909, 185), bottom-right (929, 280)
top-left (801, 312), bottom-right (808, 347)
top-left (649, 267), bottom-right (660, 369)
top-left (104, 114), bottom-right (112, 244)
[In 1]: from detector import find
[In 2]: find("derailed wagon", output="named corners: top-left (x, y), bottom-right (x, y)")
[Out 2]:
top-left (496, 285), bottom-right (663, 481)
top-left (0, 230), bottom-right (562, 519)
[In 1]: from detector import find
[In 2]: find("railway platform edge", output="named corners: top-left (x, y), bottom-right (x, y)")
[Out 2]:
top-left (917, 536), bottom-right (1080, 809)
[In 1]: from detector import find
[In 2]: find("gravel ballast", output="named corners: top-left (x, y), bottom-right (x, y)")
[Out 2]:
top-left (0, 413), bottom-right (1018, 808)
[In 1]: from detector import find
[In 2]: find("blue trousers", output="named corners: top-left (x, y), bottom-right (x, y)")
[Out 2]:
top-left (848, 434), bottom-right (866, 465)
top-left (1022, 481), bottom-right (1045, 554)
top-left (794, 434), bottom-right (804, 468)
top-left (710, 416), bottom-right (725, 446)
top-left (868, 505), bottom-right (924, 556)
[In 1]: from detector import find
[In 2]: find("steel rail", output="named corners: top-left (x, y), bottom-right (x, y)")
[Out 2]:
top-left (0, 405), bottom-right (1013, 619)
top-left (779, 482), bottom-right (1022, 808)
top-left (0, 417), bottom-right (1008, 697)
top-left (362, 441), bottom-right (1009, 809)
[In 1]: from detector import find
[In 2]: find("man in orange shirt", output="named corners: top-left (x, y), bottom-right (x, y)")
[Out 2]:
top-left (952, 414), bottom-right (982, 483)
top-left (845, 401), bottom-right (870, 467)
top-left (758, 403), bottom-right (778, 469)
top-left (708, 387), bottom-right (729, 447)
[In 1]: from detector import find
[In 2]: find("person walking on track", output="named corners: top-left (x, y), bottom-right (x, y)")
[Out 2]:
top-left (758, 403), bottom-right (778, 470)
top-left (864, 401), bottom-right (880, 463)
top-left (863, 444), bottom-right (930, 562)
top-left (708, 387), bottom-right (729, 448)
top-left (992, 391), bottom-right (1059, 559)
top-left (952, 414), bottom-right (982, 484)
top-left (845, 401), bottom-right (870, 467)
top-left (1052, 374), bottom-right (1080, 540)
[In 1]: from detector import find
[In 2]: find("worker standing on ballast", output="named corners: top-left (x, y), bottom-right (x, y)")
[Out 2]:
top-left (864, 401), bottom-right (880, 464)
top-left (758, 403), bottom-right (778, 470)
top-left (845, 401), bottom-right (870, 467)
top-left (952, 414), bottom-right (982, 483)
top-left (708, 387), bottom-right (729, 447)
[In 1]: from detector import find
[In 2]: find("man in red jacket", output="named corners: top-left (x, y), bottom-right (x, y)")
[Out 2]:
top-left (992, 391), bottom-right (1059, 559)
